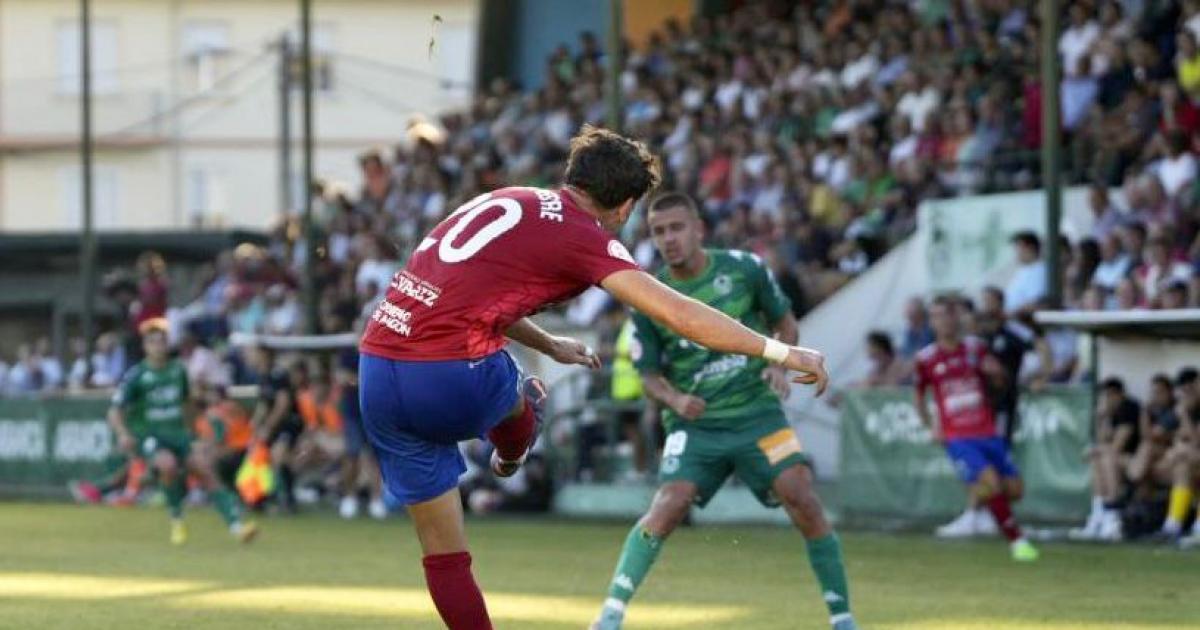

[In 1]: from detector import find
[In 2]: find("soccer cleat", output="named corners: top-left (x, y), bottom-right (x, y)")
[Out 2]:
top-left (368, 498), bottom-right (388, 520)
top-left (170, 520), bottom-right (188, 546)
top-left (338, 495), bottom-right (360, 520)
top-left (490, 376), bottom-right (547, 478)
top-left (1179, 533), bottom-right (1200, 550)
top-left (935, 509), bottom-right (978, 539)
top-left (68, 480), bottom-right (103, 504)
top-left (831, 613), bottom-right (860, 630)
top-left (1010, 538), bottom-right (1039, 562)
top-left (232, 521), bottom-right (260, 544)
top-left (590, 601), bottom-right (625, 630)
top-left (1068, 511), bottom-right (1103, 541)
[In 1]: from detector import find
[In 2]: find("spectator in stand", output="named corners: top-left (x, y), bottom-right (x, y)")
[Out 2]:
top-left (263, 284), bottom-right (301, 336)
top-left (1135, 236), bottom-right (1193, 306)
top-left (1072, 377), bottom-right (1141, 541)
top-left (1088, 184), bottom-right (1125, 242)
top-left (293, 366), bottom-right (347, 504)
top-left (1155, 131), bottom-right (1197, 200)
top-left (899, 296), bottom-right (934, 360)
top-left (355, 149), bottom-right (403, 217)
top-left (66, 334), bottom-right (124, 391)
top-left (853, 331), bottom-right (911, 387)
top-left (1005, 231), bottom-right (1048, 315)
top-left (1092, 233), bottom-right (1133, 299)
top-left (1060, 3), bottom-right (1101, 78)
top-left (134, 252), bottom-right (169, 330)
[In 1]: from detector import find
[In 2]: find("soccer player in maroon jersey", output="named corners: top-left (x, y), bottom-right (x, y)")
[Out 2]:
top-left (914, 296), bottom-right (1040, 562)
top-left (357, 126), bottom-right (831, 629)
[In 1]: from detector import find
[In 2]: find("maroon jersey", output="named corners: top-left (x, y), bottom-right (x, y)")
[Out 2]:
top-left (360, 187), bottom-right (640, 361)
top-left (914, 337), bottom-right (997, 440)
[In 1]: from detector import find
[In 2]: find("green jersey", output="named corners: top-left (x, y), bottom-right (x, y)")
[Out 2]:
top-left (111, 360), bottom-right (190, 437)
top-left (631, 248), bottom-right (792, 431)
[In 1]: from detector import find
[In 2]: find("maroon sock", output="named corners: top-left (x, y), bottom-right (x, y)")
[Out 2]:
top-left (487, 401), bottom-right (535, 461)
top-left (422, 552), bottom-right (492, 630)
top-left (987, 494), bottom-right (1022, 542)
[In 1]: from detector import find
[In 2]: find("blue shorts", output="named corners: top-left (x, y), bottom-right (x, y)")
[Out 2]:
top-left (944, 436), bottom-right (1019, 484)
top-left (359, 350), bottom-right (521, 505)
top-left (340, 389), bottom-right (369, 458)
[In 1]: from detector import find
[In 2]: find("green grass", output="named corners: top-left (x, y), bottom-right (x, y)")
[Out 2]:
top-left (0, 502), bottom-right (1196, 630)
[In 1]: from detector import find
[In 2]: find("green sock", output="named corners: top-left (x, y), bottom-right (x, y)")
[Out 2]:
top-left (806, 533), bottom-right (851, 618)
top-left (164, 476), bottom-right (187, 520)
top-left (211, 488), bottom-right (242, 527)
top-left (604, 524), bottom-right (665, 610)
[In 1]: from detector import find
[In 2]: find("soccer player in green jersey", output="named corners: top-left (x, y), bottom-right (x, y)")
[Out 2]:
top-left (108, 318), bottom-right (258, 545)
top-left (592, 193), bottom-right (857, 630)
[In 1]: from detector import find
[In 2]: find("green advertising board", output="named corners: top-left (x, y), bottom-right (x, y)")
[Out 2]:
top-left (0, 397), bottom-right (116, 496)
top-left (839, 386), bottom-right (1092, 525)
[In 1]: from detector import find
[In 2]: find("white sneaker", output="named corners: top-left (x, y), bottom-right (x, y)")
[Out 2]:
top-left (1068, 511), bottom-right (1103, 541)
top-left (1096, 511), bottom-right (1123, 542)
top-left (294, 487), bottom-right (320, 505)
top-left (935, 510), bottom-right (978, 539)
top-left (338, 496), bottom-right (360, 520)
top-left (368, 498), bottom-right (388, 520)
top-left (974, 508), bottom-right (999, 536)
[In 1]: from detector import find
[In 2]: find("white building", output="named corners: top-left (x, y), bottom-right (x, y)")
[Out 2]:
top-left (0, 0), bottom-right (478, 231)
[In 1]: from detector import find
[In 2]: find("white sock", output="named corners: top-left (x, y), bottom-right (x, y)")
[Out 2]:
top-left (830, 612), bottom-right (854, 626)
top-left (1091, 496), bottom-right (1105, 516)
top-left (1163, 519), bottom-right (1182, 535)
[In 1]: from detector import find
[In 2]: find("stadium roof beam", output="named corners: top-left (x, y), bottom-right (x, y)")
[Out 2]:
top-left (1035, 310), bottom-right (1200, 340)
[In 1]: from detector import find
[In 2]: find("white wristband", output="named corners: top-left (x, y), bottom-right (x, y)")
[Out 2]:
top-left (762, 338), bottom-right (790, 364)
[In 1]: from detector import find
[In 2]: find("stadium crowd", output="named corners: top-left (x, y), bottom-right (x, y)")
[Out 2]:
top-left (1, 1), bottom-right (1199, 531)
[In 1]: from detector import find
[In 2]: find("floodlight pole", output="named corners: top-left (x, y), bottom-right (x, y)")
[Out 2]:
top-left (1041, 0), bottom-right (1063, 309)
top-left (605, 0), bottom-right (623, 132)
top-left (79, 0), bottom-right (97, 377)
top-left (300, 0), bottom-right (319, 333)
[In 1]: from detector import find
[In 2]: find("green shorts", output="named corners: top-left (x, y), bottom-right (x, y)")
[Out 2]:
top-left (134, 429), bottom-right (191, 460)
top-left (658, 413), bottom-right (810, 508)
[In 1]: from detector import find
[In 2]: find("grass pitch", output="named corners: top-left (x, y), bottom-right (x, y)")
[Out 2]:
top-left (0, 502), bottom-right (1195, 629)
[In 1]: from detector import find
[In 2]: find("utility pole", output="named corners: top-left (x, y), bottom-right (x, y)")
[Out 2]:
top-left (278, 34), bottom-right (294, 216)
top-left (300, 0), bottom-right (319, 333)
top-left (79, 0), bottom-right (98, 376)
top-left (605, 0), bottom-right (623, 131)
top-left (1040, 0), bottom-right (1063, 309)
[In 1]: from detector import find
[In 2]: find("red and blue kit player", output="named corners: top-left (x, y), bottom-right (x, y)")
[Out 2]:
top-left (358, 126), bottom-right (831, 629)
top-left (914, 296), bottom-right (1039, 562)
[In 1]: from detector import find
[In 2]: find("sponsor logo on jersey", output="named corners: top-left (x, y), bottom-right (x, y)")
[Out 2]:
top-left (713, 274), bottom-right (733, 296)
top-left (372, 301), bottom-right (414, 337)
top-left (691, 354), bottom-right (748, 383)
top-left (390, 270), bottom-right (441, 308)
top-left (607, 240), bottom-right (635, 264)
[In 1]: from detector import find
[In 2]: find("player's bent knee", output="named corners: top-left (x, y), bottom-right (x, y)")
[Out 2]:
top-left (644, 485), bottom-right (695, 536)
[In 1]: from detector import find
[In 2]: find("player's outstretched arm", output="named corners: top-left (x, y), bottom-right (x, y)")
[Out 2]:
top-left (601, 270), bottom-right (828, 395)
top-left (505, 317), bottom-right (601, 369)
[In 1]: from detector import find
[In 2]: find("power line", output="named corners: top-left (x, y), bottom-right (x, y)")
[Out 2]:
top-left (167, 65), bottom-right (276, 136)
top-left (104, 49), bottom-right (272, 137)
top-left (335, 73), bottom-right (422, 114)
top-left (3, 50), bottom-right (254, 86)
top-left (328, 50), bottom-right (471, 89)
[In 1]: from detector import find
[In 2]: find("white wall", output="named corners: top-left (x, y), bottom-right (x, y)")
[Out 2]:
top-left (0, 0), bottom-right (478, 231)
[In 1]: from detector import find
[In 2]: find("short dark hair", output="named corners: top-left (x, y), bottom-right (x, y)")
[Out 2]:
top-left (866, 331), bottom-right (894, 356)
top-left (564, 125), bottom-right (661, 209)
top-left (1177, 367), bottom-right (1199, 386)
top-left (983, 286), bottom-right (1004, 302)
top-left (647, 191), bottom-right (700, 216)
top-left (1100, 376), bottom-right (1125, 393)
top-left (1011, 230), bottom-right (1041, 254)
top-left (1151, 373), bottom-right (1173, 390)
top-left (931, 294), bottom-right (958, 309)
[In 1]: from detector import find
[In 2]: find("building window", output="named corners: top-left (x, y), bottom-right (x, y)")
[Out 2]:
top-left (286, 25), bottom-right (336, 93)
top-left (59, 166), bottom-right (119, 228)
top-left (56, 20), bottom-right (119, 95)
top-left (186, 167), bottom-right (227, 226)
top-left (182, 21), bottom-right (231, 93)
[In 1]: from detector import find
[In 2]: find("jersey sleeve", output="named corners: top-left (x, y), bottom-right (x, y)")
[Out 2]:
top-left (748, 254), bottom-right (791, 324)
top-left (630, 311), bottom-right (664, 374)
top-left (563, 227), bottom-right (642, 286)
top-left (111, 367), bottom-right (140, 409)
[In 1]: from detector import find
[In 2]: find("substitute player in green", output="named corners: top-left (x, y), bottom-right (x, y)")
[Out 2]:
top-left (108, 318), bottom-right (258, 546)
top-left (592, 193), bottom-right (857, 630)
